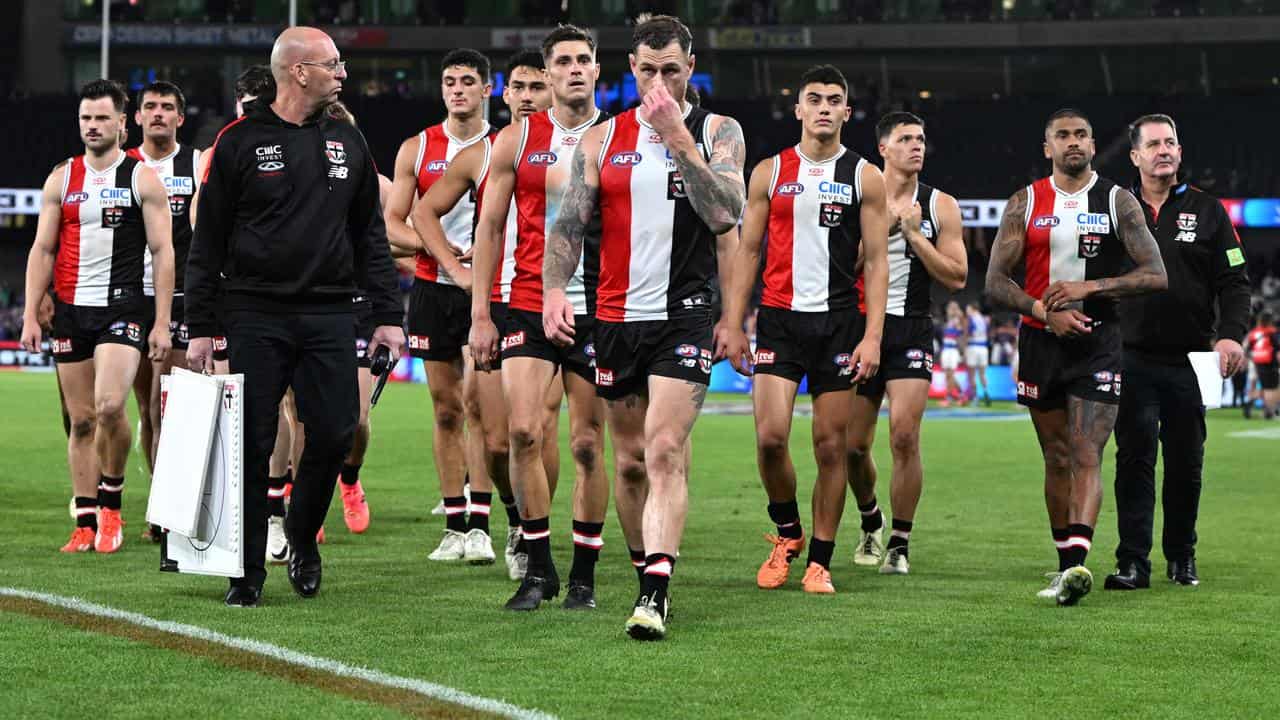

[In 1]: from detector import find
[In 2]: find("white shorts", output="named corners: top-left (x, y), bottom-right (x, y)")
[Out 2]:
top-left (965, 345), bottom-right (989, 368)
top-left (940, 348), bottom-right (961, 371)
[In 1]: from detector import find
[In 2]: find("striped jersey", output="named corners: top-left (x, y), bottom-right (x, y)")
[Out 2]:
top-left (55, 152), bottom-right (148, 307)
top-left (129, 144), bottom-right (200, 296)
top-left (885, 183), bottom-right (942, 318)
top-left (1022, 173), bottom-right (1127, 329)
top-left (413, 121), bottom-right (491, 286)
top-left (596, 105), bottom-right (720, 322)
top-left (967, 312), bottom-right (989, 347)
top-left (942, 321), bottom-right (962, 349)
top-left (509, 108), bottom-right (608, 315)
top-left (761, 145), bottom-right (865, 313)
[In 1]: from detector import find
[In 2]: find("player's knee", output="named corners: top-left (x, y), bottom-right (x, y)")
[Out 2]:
top-left (95, 394), bottom-right (128, 424)
top-left (432, 402), bottom-right (464, 434)
top-left (889, 427), bottom-right (920, 459)
top-left (1068, 441), bottom-right (1102, 472)
top-left (570, 434), bottom-right (599, 473)
top-left (1043, 443), bottom-right (1072, 475)
top-left (484, 429), bottom-right (509, 458)
top-left (508, 418), bottom-right (542, 456)
top-left (70, 416), bottom-right (96, 440)
top-left (756, 430), bottom-right (789, 462)
top-left (812, 433), bottom-right (846, 470)
top-left (614, 447), bottom-right (647, 487)
top-left (647, 431), bottom-right (685, 474)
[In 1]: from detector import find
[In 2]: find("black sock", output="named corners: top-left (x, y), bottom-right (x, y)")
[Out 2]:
top-left (97, 475), bottom-right (124, 511)
top-left (807, 538), bottom-right (835, 569)
top-left (767, 500), bottom-right (803, 540)
top-left (339, 462), bottom-right (361, 486)
top-left (887, 518), bottom-right (913, 553)
top-left (1064, 524), bottom-right (1093, 569)
top-left (641, 553), bottom-right (675, 600)
top-left (858, 497), bottom-right (883, 532)
top-left (521, 517), bottom-right (554, 578)
top-left (569, 520), bottom-right (604, 586)
top-left (267, 475), bottom-right (288, 517)
top-left (629, 547), bottom-right (647, 583)
top-left (500, 493), bottom-right (520, 527)
top-left (74, 496), bottom-right (98, 530)
top-left (1052, 527), bottom-right (1070, 572)
top-left (467, 492), bottom-right (492, 534)
top-left (443, 495), bottom-right (468, 533)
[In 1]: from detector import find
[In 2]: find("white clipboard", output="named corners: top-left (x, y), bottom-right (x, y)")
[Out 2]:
top-left (1187, 352), bottom-right (1224, 409)
top-left (146, 369), bottom-right (221, 535)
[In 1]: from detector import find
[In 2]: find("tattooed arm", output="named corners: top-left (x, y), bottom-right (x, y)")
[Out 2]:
top-left (984, 188), bottom-right (1046, 321)
top-left (542, 125), bottom-right (603, 345)
top-left (1044, 189), bottom-right (1167, 309)
top-left (665, 115), bottom-right (747, 234)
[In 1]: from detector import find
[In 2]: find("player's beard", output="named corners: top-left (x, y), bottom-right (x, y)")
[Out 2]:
top-left (1059, 152), bottom-right (1091, 176)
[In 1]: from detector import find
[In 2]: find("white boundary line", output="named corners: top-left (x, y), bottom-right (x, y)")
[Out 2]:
top-left (1, 587), bottom-right (556, 720)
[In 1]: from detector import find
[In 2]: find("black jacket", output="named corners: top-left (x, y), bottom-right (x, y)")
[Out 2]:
top-left (1120, 182), bottom-right (1251, 364)
top-left (185, 101), bottom-right (399, 336)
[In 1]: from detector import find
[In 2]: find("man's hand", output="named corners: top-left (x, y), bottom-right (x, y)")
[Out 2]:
top-left (187, 337), bottom-right (214, 373)
top-left (1043, 280), bottom-right (1093, 311)
top-left (849, 337), bottom-right (881, 384)
top-left (1045, 309), bottom-right (1092, 338)
top-left (37, 295), bottom-right (55, 332)
top-left (455, 245), bottom-right (473, 263)
top-left (898, 202), bottom-right (923, 240)
top-left (469, 317), bottom-right (501, 371)
top-left (369, 325), bottom-right (406, 365)
top-left (642, 83), bottom-right (687, 141)
top-left (1214, 338), bottom-right (1246, 377)
top-left (715, 323), bottom-right (753, 376)
top-left (20, 314), bottom-right (41, 354)
top-left (148, 325), bottom-right (172, 363)
top-left (542, 288), bottom-right (576, 347)
top-left (451, 266), bottom-right (475, 294)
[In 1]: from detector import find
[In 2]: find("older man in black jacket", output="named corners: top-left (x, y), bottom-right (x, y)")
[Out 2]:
top-left (187, 27), bottom-right (404, 607)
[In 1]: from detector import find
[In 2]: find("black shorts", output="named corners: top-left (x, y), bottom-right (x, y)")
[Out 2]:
top-left (857, 314), bottom-right (934, 398)
top-left (1016, 323), bottom-right (1123, 410)
top-left (593, 312), bottom-right (714, 400)
top-left (168, 295), bottom-right (190, 352)
top-left (501, 307), bottom-right (596, 382)
top-left (1257, 363), bottom-right (1280, 390)
top-left (407, 280), bottom-right (470, 361)
top-left (754, 306), bottom-right (864, 397)
top-left (354, 303), bottom-right (375, 369)
top-left (50, 299), bottom-right (151, 363)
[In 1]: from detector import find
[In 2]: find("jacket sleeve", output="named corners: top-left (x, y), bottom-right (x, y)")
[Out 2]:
top-left (349, 129), bottom-right (401, 328)
top-left (186, 125), bottom-right (240, 337)
top-left (1209, 199), bottom-right (1251, 343)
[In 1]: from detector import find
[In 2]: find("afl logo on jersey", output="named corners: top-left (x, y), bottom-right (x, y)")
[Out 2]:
top-left (610, 151), bottom-right (643, 167)
top-left (65, 191), bottom-right (89, 205)
top-left (102, 206), bottom-right (125, 228)
top-left (1076, 213), bottom-right (1111, 235)
top-left (921, 219), bottom-right (935, 238)
top-left (1032, 215), bottom-right (1060, 228)
top-left (426, 160), bottom-right (448, 174)
top-left (526, 151), bottom-right (557, 166)
top-left (776, 182), bottom-right (804, 196)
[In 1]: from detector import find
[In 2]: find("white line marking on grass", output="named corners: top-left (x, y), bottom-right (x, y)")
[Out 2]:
top-left (1227, 427), bottom-right (1280, 439)
top-left (0, 587), bottom-right (556, 720)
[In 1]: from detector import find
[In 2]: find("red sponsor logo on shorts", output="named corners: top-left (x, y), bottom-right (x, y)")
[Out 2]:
top-left (212, 336), bottom-right (228, 351)
top-left (1017, 381), bottom-right (1039, 399)
top-left (408, 334), bottom-right (430, 350)
top-left (596, 368), bottom-right (614, 386)
top-left (51, 338), bottom-right (72, 354)
top-left (755, 349), bottom-right (775, 364)
top-left (502, 331), bottom-right (525, 350)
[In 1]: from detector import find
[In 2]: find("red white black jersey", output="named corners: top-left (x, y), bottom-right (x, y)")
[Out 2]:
top-left (761, 145), bottom-right (865, 313)
top-left (596, 105), bottom-right (720, 322)
top-left (509, 108), bottom-right (608, 315)
top-left (886, 183), bottom-right (942, 318)
top-left (413, 121), bottom-right (491, 286)
top-left (129, 144), bottom-right (200, 296)
top-left (490, 195), bottom-right (518, 304)
top-left (55, 152), bottom-right (148, 307)
top-left (1022, 172), bottom-right (1127, 329)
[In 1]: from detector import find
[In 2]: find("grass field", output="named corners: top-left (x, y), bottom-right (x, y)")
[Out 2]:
top-left (2, 370), bottom-right (1278, 719)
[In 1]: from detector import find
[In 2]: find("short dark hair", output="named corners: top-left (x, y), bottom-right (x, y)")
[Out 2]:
top-left (876, 111), bottom-right (924, 142)
top-left (136, 81), bottom-right (186, 115)
top-left (631, 14), bottom-right (693, 55)
top-left (235, 65), bottom-right (274, 101)
top-left (441, 48), bottom-right (491, 83)
top-left (1128, 113), bottom-right (1178, 148)
top-left (542, 24), bottom-right (595, 59)
top-left (797, 64), bottom-right (849, 101)
top-left (506, 50), bottom-right (545, 78)
top-left (685, 83), bottom-right (700, 107)
top-left (1045, 107), bottom-right (1091, 134)
top-left (79, 79), bottom-right (128, 113)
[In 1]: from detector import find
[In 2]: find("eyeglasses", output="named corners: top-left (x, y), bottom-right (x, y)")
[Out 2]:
top-left (299, 59), bottom-right (346, 73)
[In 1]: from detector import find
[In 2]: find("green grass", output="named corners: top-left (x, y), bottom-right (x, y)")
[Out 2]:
top-left (1, 371), bottom-right (1278, 719)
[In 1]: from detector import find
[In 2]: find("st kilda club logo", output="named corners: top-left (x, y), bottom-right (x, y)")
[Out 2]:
top-left (820, 202), bottom-right (844, 228)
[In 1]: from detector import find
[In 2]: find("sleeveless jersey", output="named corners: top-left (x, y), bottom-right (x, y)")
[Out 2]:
top-left (129, 144), bottom-right (200, 296)
top-left (509, 108), bottom-right (608, 315)
top-left (1249, 326), bottom-right (1276, 365)
top-left (942, 321), bottom-right (962, 349)
top-left (760, 145), bottom-right (865, 313)
top-left (885, 182), bottom-right (942, 318)
top-left (1022, 173), bottom-right (1127, 329)
top-left (55, 153), bottom-right (148, 307)
top-left (596, 105), bottom-right (720, 322)
top-left (967, 313), bottom-right (989, 347)
top-left (413, 122), bottom-right (491, 285)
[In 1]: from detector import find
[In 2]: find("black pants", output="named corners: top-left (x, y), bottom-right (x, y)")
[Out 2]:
top-left (1113, 354), bottom-right (1207, 576)
top-left (227, 309), bottom-right (357, 588)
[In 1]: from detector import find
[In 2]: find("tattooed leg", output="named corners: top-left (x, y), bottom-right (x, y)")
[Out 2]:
top-left (1066, 396), bottom-right (1119, 527)
top-left (640, 376), bottom-right (708, 557)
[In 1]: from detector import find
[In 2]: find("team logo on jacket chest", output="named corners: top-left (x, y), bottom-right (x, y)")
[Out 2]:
top-left (1176, 212), bottom-right (1198, 242)
top-left (326, 140), bottom-right (346, 164)
top-left (526, 151), bottom-right (557, 167)
top-left (256, 145), bottom-right (284, 172)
